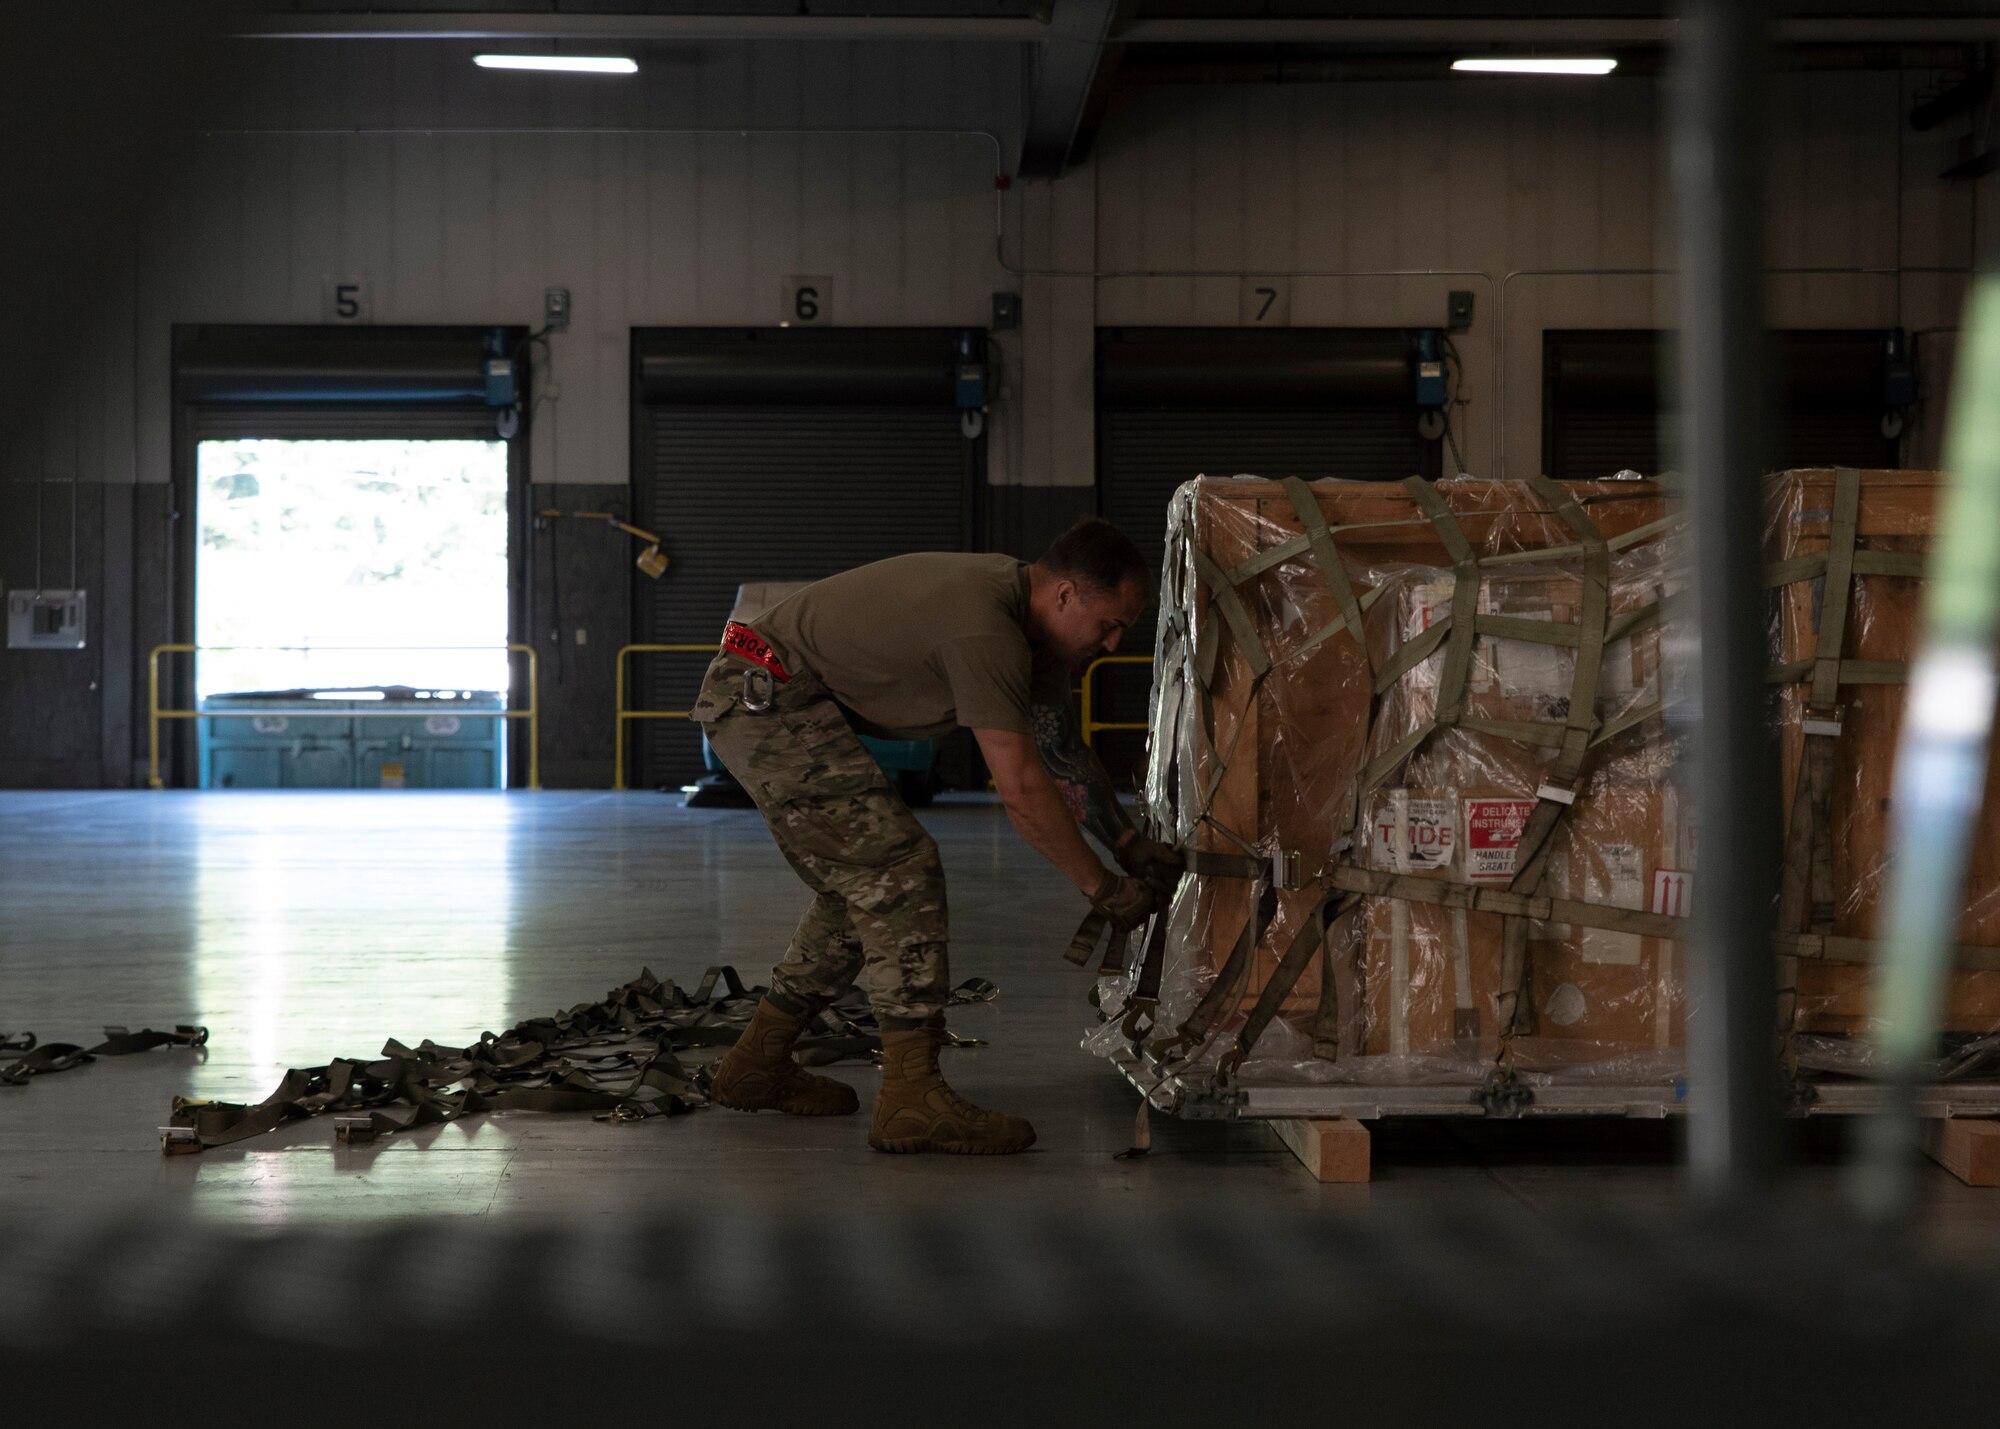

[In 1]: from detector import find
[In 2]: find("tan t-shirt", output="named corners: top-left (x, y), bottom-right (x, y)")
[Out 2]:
top-left (745, 552), bottom-right (1070, 740)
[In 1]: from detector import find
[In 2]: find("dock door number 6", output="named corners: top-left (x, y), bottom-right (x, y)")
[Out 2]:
top-left (781, 275), bottom-right (833, 326)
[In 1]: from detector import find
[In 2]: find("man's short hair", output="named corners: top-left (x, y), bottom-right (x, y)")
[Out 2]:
top-left (1039, 516), bottom-right (1150, 597)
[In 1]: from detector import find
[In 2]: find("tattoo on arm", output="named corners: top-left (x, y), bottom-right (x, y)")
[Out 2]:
top-left (1031, 700), bottom-right (1134, 852)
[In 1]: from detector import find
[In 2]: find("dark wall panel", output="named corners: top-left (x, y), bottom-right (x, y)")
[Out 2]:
top-left (1543, 329), bottom-right (1903, 481)
top-left (98, 483), bottom-right (135, 786)
top-left (132, 484), bottom-right (176, 785)
top-left (529, 483), bottom-right (633, 790)
top-left (986, 484), bottom-right (1095, 563)
top-left (633, 405), bottom-right (974, 788)
top-left (0, 481), bottom-right (106, 787)
top-left (1093, 327), bottom-right (1441, 788)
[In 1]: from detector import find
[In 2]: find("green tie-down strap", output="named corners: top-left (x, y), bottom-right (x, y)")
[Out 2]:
top-left (158, 967), bottom-right (996, 1154)
top-left (1217, 887), bottom-right (1360, 1082)
top-left (1503, 475), bottom-right (1611, 895)
top-left (1148, 878), bottom-right (1280, 1069)
top-left (1403, 476), bottom-right (1482, 732)
top-left (1280, 476), bottom-right (1374, 678)
top-left (1808, 467), bottom-right (1864, 713)
top-left (2, 1024), bottom-right (208, 1088)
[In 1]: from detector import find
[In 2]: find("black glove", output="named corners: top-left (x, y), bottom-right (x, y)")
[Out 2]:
top-left (1115, 832), bottom-right (1184, 894)
top-left (1090, 870), bottom-right (1162, 933)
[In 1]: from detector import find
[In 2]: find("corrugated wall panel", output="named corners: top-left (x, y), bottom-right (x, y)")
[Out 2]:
top-left (1544, 330), bottom-right (1902, 481)
top-left (634, 407), bottom-right (971, 786)
top-left (1550, 412), bottom-right (1662, 485)
top-left (1547, 410), bottom-right (1895, 482)
top-left (1095, 403), bottom-right (1435, 786)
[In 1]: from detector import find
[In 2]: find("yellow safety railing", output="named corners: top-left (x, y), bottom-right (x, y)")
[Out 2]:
top-left (1079, 654), bottom-right (1154, 755)
top-left (148, 644), bottom-right (540, 790)
top-left (614, 643), bottom-right (719, 790)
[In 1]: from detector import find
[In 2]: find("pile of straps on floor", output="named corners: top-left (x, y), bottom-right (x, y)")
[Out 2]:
top-left (1, 1025), bottom-right (211, 1087)
top-left (7, 967), bottom-right (997, 1155)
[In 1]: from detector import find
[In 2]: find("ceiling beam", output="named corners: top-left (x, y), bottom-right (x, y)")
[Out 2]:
top-left (1016, 0), bottom-right (1120, 179)
top-left (241, 12), bottom-right (1047, 42)
top-left (1120, 17), bottom-right (2000, 44)
top-left (242, 10), bottom-right (2000, 47)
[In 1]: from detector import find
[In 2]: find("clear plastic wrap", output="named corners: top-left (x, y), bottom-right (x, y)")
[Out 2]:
top-left (1106, 475), bottom-right (1687, 1089)
top-left (1768, 469), bottom-right (2000, 1041)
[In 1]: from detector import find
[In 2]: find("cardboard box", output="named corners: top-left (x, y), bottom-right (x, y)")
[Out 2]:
top-left (1159, 477), bottom-right (1678, 1059)
top-left (1770, 470), bottom-right (2000, 1034)
top-left (1147, 467), bottom-right (2000, 1073)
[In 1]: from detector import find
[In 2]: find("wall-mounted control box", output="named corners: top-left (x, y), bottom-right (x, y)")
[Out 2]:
top-left (7, 589), bottom-right (87, 649)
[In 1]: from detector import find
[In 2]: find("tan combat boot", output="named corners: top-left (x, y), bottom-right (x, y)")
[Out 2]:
top-left (712, 997), bottom-right (860, 1116)
top-left (869, 1021), bottom-right (1036, 1155)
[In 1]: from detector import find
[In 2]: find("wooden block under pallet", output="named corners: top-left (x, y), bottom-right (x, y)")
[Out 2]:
top-left (1270, 1117), bottom-right (1371, 1183)
top-left (1921, 1118), bottom-right (2000, 1187)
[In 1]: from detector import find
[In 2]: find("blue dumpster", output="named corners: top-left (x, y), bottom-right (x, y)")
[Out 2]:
top-left (199, 687), bottom-right (505, 789)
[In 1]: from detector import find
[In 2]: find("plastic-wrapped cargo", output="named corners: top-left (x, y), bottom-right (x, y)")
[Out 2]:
top-left (1770, 469), bottom-right (2000, 1064)
top-left (1091, 467), bottom-right (2000, 1098)
top-left (1092, 474), bottom-right (1686, 1090)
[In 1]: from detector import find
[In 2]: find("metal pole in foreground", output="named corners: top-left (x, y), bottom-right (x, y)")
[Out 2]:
top-left (1672, 0), bottom-right (1783, 1197)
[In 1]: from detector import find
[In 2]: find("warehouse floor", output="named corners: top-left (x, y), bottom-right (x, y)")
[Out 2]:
top-left (3, 790), bottom-right (1996, 1242)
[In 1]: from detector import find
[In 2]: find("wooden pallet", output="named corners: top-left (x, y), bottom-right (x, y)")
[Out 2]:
top-left (1270, 1117), bottom-right (1371, 1183)
top-left (1922, 1118), bottom-right (2000, 1187)
top-left (1267, 1111), bottom-right (2000, 1187)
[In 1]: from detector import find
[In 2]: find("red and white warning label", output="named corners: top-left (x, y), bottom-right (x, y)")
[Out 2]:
top-left (1651, 868), bottom-right (1694, 918)
top-left (1370, 794), bottom-right (1456, 873)
top-left (1464, 798), bottom-right (1537, 882)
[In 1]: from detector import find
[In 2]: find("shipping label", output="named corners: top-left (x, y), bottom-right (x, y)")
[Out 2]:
top-left (1489, 607), bottom-right (1570, 697)
top-left (1651, 868), bottom-right (1694, 919)
top-left (1370, 793), bottom-right (1457, 873)
top-left (1463, 798), bottom-right (1537, 883)
top-left (1405, 580), bottom-right (1455, 639)
top-left (1580, 842), bottom-right (1646, 966)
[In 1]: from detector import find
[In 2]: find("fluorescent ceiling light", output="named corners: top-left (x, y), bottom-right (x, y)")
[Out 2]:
top-left (1452, 57), bottom-right (1618, 75)
top-left (474, 54), bottom-right (638, 75)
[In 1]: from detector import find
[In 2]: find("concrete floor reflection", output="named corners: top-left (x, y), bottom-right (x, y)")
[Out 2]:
top-left (3, 790), bottom-right (1999, 1247)
top-left (188, 793), bottom-right (520, 1095)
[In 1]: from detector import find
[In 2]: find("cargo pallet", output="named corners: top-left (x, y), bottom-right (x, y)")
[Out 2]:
top-left (1107, 1046), bottom-right (2000, 1185)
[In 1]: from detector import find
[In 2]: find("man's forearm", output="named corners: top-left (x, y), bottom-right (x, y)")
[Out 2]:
top-left (999, 764), bottom-right (1110, 894)
top-left (1030, 701), bottom-right (1136, 852)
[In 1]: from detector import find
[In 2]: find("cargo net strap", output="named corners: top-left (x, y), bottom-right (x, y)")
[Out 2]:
top-left (2, 1025), bottom-right (210, 1088)
top-left (1124, 475), bottom-right (1673, 1085)
top-left (1759, 467), bottom-right (1939, 1065)
top-left (157, 967), bottom-right (999, 1155)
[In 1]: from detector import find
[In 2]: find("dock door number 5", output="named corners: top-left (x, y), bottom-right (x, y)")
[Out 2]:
top-left (322, 276), bottom-right (370, 323)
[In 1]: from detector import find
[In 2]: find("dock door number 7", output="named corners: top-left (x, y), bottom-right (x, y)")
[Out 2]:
top-left (1238, 276), bottom-right (1291, 325)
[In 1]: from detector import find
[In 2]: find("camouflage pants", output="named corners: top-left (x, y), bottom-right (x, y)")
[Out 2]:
top-left (692, 654), bottom-right (950, 1025)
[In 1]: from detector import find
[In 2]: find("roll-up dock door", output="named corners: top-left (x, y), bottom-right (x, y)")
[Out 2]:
top-left (1543, 329), bottom-right (1905, 482)
top-left (1094, 327), bottom-right (1443, 787)
top-left (630, 328), bottom-right (981, 790)
top-left (168, 325), bottom-right (529, 789)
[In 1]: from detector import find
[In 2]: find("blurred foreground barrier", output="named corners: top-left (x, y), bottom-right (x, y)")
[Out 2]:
top-left (2, 1204), bottom-right (1994, 1420)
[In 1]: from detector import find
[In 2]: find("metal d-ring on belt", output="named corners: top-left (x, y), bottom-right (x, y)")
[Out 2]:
top-left (721, 620), bottom-right (790, 713)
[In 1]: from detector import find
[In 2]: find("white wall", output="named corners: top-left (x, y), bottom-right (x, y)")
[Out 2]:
top-left (1077, 69), bottom-right (1978, 476)
top-left (99, 39), bottom-right (1023, 495)
top-left (20, 46), bottom-right (1994, 498)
